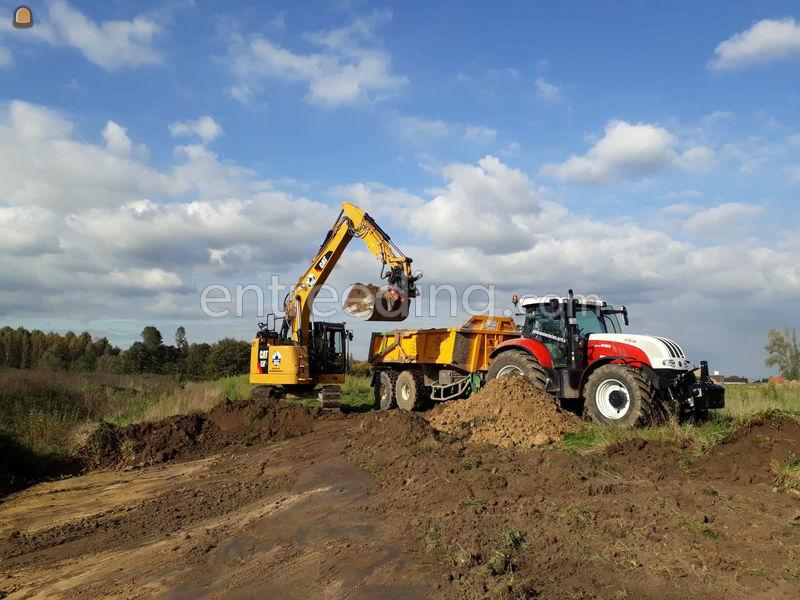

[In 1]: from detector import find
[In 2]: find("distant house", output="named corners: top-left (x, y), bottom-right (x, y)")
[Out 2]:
top-left (769, 376), bottom-right (788, 384)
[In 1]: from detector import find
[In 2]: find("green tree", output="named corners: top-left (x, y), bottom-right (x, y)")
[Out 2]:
top-left (765, 328), bottom-right (800, 380)
top-left (175, 326), bottom-right (189, 353)
top-left (205, 338), bottom-right (250, 379)
top-left (141, 326), bottom-right (163, 353)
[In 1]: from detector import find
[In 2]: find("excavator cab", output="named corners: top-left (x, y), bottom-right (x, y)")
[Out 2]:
top-left (310, 321), bottom-right (351, 378)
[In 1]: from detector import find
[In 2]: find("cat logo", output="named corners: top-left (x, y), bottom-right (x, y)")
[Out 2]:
top-left (316, 250), bottom-right (333, 271)
top-left (271, 351), bottom-right (282, 367)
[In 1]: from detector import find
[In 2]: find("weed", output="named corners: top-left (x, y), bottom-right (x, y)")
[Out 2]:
top-left (459, 496), bottom-right (487, 511)
top-left (567, 505), bottom-right (594, 526)
top-left (487, 529), bottom-right (527, 576)
top-left (771, 457), bottom-right (800, 492)
top-left (542, 456), bottom-right (556, 469)
top-left (460, 456), bottom-right (478, 471)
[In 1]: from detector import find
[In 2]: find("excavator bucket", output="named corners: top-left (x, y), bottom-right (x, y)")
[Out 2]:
top-left (343, 283), bottom-right (411, 322)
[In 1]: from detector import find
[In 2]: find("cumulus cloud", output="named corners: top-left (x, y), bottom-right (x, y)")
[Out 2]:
top-left (227, 9), bottom-right (406, 106)
top-left (169, 116), bottom-right (223, 144)
top-left (0, 100), bottom-right (338, 322)
top-left (409, 155), bottom-right (544, 254)
top-left (0, 101), bottom-right (180, 210)
top-left (535, 78), bottom-right (561, 102)
top-left (540, 120), bottom-right (716, 184)
top-left (710, 17), bottom-right (800, 70)
top-left (683, 202), bottom-right (762, 237)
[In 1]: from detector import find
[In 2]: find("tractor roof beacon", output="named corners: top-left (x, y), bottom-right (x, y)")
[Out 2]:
top-left (487, 290), bottom-right (725, 427)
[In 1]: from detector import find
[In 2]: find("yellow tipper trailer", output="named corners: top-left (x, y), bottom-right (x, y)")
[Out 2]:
top-left (368, 315), bottom-right (520, 409)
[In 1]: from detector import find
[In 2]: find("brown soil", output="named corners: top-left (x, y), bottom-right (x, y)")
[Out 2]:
top-left (2, 404), bottom-right (800, 599)
top-left (80, 397), bottom-right (317, 469)
top-left (428, 374), bottom-right (582, 447)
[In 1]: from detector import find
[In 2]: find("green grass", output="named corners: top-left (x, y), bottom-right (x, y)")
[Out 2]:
top-left (721, 382), bottom-right (800, 418)
top-left (560, 382), bottom-right (800, 460)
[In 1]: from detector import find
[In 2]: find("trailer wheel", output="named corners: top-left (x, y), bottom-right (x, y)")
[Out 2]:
top-left (583, 365), bottom-right (654, 427)
top-left (486, 350), bottom-right (548, 391)
top-left (375, 370), bottom-right (398, 410)
top-left (395, 369), bottom-right (426, 411)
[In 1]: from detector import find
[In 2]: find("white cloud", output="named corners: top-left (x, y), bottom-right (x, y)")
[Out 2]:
top-left (710, 17), bottom-right (800, 70)
top-left (661, 190), bottom-right (705, 200)
top-left (0, 46), bottom-right (11, 68)
top-left (228, 9), bottom-right (406, 106)
top-left (46, 1), bottom-right (162, 70)
top-left (683, 202), bottom-right (762, 237)
top-left (0, 101), bottom-right (179, 210)
top-left (0, 100), bottom-right (341, 323)
top-left (541, 120), bottom-right (717, 184)
top-left (541, 120), bottom-right (678, 184)
top-left (409, 155), bottom-right (544, 254)
top-left (392, 116), bottom-right (496, 144)
top-left (464, 125), bottom-right (497, 143)
top-left (169, 116), bottom-right (223, 144)
top-left (676, 145), bottom-right (717, 171)
top-left (535, 77), bottom-right (561, 102)
top-left (103, 120), bottom-right (135, 157)
top-left (392, 116), bottom-right (451, 140)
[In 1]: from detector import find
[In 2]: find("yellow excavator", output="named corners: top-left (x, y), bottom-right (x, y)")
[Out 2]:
top-left (249, 202), bottom-right (419, 404)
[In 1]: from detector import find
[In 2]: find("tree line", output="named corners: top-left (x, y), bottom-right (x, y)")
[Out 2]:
top-left (0, 325), bottom-right (250, 380)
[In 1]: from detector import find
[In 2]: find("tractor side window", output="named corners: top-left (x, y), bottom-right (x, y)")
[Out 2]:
top-left (575, 308), bottom-right (605, 337)
top-left (603, 313), bottom-right (622, 333)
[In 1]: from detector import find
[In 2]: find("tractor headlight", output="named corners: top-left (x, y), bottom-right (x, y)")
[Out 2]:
top-left (662, 358), bottom-right (676, 368)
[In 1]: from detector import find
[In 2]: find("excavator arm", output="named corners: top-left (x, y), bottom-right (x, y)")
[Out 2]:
top-left (283, 202), bottom-right (419, 345)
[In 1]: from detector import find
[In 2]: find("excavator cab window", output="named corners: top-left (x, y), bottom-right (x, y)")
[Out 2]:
top-left (311, 321), bottom-right (349, 375)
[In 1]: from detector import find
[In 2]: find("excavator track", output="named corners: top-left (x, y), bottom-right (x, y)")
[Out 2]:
top-left (318, 385), bottom-right (342, 409)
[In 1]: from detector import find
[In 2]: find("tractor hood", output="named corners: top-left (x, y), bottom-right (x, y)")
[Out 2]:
top-left (588, 334), bottom-right (693, 371)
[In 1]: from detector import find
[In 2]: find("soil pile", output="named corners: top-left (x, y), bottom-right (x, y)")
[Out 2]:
top-left (428, 374), bottom-right (580, 447)
top-left (80, 398), bottom-right (316, 470)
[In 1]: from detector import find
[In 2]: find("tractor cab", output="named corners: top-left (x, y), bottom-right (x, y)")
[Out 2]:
top-left (518, 295), bottom-right (627, 368)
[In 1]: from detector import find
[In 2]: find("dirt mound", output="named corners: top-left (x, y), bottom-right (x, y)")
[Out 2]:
top-left (428, 374), bottom-right (580, 447)
top-left (693, 413), bottom-right (800, 487)
top-left (80, 398), bottom-right (316, 469)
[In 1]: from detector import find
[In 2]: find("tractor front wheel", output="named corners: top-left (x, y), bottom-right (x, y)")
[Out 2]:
top-left (583, 365), bottom-right (655, 427)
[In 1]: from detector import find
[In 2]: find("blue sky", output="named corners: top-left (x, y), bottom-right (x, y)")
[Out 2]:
top-left (0, 1), bottom-right (799, 376)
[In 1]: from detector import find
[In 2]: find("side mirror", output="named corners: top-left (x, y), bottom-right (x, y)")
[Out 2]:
top-left (622, 305), bottom-right (629, 326)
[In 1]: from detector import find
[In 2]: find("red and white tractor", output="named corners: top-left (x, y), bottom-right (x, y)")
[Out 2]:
top-left (486, 290), bottom-right (725, 426)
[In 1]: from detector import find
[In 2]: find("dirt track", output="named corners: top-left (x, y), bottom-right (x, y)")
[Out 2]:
top-left (2, 399), bottom-right (800, 599)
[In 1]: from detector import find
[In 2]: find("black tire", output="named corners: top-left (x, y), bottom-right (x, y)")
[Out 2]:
top-left (375, 370), bottom-right (398, 410)
top-left (486, 350), bottom-right (548, 391)
top-left (395, 369), bottom-right (426, 411)
top-left (583, 365), bottom-right (655, 427)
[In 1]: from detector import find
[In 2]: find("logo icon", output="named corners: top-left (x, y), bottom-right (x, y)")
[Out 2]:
top-left (13, 5), bottom-right (32, 28)
top-left (271, 351), bottom-right (282, 367)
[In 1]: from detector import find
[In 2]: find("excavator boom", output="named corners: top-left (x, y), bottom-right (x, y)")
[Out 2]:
top-left (283, 202), bottom-right (419, 345)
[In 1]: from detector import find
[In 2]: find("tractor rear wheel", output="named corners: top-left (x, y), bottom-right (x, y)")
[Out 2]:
top-left (583, 365), bottom-right (655, 427)
top-left (375, 370), bottom-right (398, 410)
top-left (395, 369), bottom-right (426, 411)
top-left (486, 350), bottom-right (548, 391)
